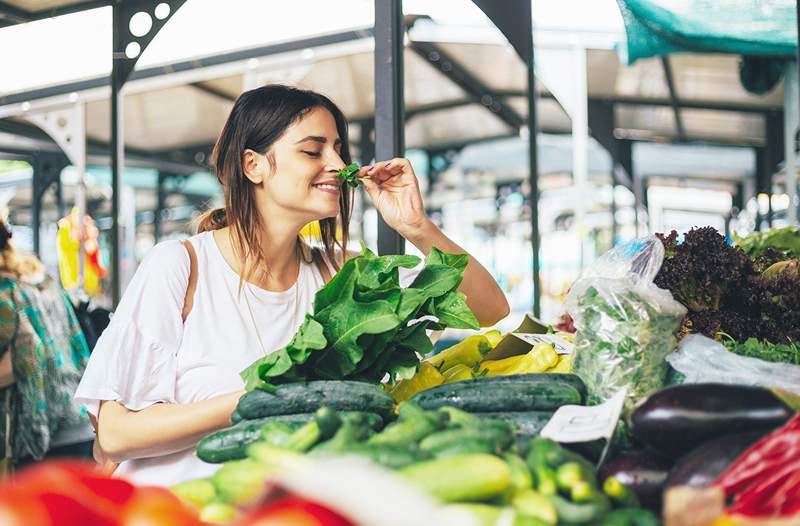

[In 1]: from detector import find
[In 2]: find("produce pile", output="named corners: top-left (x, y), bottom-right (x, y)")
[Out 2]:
top-left (390, 330), bottom-right (574, 402)
top-left (241, 245), bottom-right (478, 390)
top-left (600, 382), bottom-right (799, 525)
top-left (654, 226), bottom-right (800, 346)
top-left (181, 373), bottom-right (664, 525)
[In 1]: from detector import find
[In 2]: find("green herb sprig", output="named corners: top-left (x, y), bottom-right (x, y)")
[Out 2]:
top-left (337, 163), bottom-right (363, 188)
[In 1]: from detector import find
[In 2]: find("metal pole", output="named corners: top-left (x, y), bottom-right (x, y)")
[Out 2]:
top-left (111, 4), bottom-right (124, 306)
top-left (527, 61), bottom-right (541, 318)
top-left (374, 0), bottom-right (405, 255)
top-left (785, 60), bottom-right (798, 225)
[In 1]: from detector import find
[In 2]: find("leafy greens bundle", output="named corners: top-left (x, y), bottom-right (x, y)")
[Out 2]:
top-left (241, 244), bottom-right (479, 391)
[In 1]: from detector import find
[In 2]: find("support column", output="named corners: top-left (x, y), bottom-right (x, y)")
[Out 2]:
top-left (784, 61), bottom-right (798, 224)
top-left (110, 0), bottom-right (186, 306)
top-left (374, 0), bottom-right (405, 255)
top-left (31, 153), bottom-right (69, 255)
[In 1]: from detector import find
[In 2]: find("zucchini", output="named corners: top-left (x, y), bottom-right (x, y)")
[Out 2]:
top-left (400, 453), bottom-right (512, 502)
top-left (432, 438), bottom-right (499, 458)
top-left (410, 375), bottom-right (584, 413)
top-left (197, 411), bottom-right (382, 463)
top-left (367, 402), bottom-right (447, 446)
top-left (237, 380), bottom-right (395, 419)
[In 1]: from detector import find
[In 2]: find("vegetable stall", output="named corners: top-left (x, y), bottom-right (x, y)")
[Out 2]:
top-left (1, 225), bottom-right (798, 526)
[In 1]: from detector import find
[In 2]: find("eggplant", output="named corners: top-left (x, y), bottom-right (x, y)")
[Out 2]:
top-left (630, 383), bottom-right (791, 458)
top-left (666, 430), bottom-right (767, 489)
top-left (598, 450), bottom-right (673, 512)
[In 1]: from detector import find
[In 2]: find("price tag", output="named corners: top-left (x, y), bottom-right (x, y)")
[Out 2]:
top-left (539, 389), bottom-right (627, 443)
top-left (511, 333), bottom-right (574, 355)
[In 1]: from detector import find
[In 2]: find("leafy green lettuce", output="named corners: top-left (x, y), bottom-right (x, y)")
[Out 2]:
top-left (241, 244), bottom-right (479, 391)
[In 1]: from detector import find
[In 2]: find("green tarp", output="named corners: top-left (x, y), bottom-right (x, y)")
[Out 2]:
top-left (616, 0), bottom-right (797, 64)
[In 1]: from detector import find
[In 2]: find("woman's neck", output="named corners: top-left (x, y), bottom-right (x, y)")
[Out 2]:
top-left (217, 221), bottom-right (303, 289)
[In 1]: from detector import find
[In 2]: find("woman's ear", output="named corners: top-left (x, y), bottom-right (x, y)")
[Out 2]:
top-left (242, 149), bottom-right (264, 184)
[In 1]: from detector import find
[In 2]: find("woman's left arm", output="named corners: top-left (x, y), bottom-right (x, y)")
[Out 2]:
top-left (360, 158), bottom-right (510, 327)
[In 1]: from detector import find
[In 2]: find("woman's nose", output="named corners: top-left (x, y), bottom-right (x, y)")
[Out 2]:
top-left (325, 153), bottom-right (346, 173)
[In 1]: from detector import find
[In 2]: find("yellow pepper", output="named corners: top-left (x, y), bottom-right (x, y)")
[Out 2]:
top-left (479, 353), bottom-right (527, 376)
top-left (427, 334), bottom-right (491, 372)
top-left (390, 362), bottom-right (444, 402)
top-left (550, 354), bottom-right (573, 373)
top-left (442, 363), bottom-right (474, 383)
top-left (484, 330), bottom-right (504, 348)
top-left (503, 343), bottom-right (558, 375)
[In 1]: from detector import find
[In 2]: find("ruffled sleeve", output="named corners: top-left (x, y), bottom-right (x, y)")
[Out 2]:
top-left (74, 240), bottom-right (190, 417)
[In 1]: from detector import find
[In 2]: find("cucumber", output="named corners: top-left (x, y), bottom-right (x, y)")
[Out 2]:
top-left (345, 443), bottom-right (431, 469)
top-left (197, 411), bottom-right (383, 463)
top-left (419, 421), bottom-right (513, 454)
top-left (400, 453), bottom-right (512, 502)
top-left (411, 375), bottom-right (584, 412)
top-left (477, 411), bottom-right (554, 454)
top-left (237, 381), bottom-right (395, 419)
top-left (432, 438), bottom-right (499, 458)
top-left (230, 409), bottom-right (244, 424)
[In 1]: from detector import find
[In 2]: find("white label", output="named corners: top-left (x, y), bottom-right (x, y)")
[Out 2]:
top-left (539, 389), bottom-right (627, 443)
top-left (511, 332), bottom-right (574, 355)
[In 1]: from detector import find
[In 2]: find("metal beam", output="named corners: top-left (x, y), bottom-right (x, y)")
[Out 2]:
top-left (189, 82), bottom-right (237, 103)
top-left (374, 0), bottom-right (405, 256)
top-left (0, 1), bottom-right (30, 25)
top-left (661, 57), bottom-right (686, 141)
top-left (410, 40), bottom-right (524, 132)
top-left (0, 27), bottom-right (374, 107)
top-left (0, 0), bottom-right (110, 26)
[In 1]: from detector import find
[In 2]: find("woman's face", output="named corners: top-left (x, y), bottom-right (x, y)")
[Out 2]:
top-left (253, 106), bottom-right (346, 225)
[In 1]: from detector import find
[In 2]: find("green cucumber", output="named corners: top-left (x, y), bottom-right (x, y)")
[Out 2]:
top-left (345, 443), bottom-right (431, 469)
top-left (545, 494), bottom-right (608, 525)
top-left (410, 375), bottom-right (584, 413)
top-left (419, 421), bottom-right (513, 454)
top-left (197, 411), bottom-right (382, 463)
top-left (400, 453), bottom-right (512, 502)
top-left (477, 411), bottom-right (555, 454)
top-left (230, 409), bottom-right (244, 424)
top-left (237, 381), bottom-right (395, 419)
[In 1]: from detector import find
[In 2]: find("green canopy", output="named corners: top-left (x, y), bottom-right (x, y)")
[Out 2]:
top-left (616, 0), bottom-right (797, 64)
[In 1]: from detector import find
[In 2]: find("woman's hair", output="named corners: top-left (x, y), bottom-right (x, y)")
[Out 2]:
top-left (196, 84), bottom-right (353, 280)
top-left (0, 220), bottom-right (44, 278)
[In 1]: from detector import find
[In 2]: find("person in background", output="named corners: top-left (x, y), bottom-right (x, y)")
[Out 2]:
top-left (76, 84), bottom-right (510, 486)
top-left (0, 218), bottom-right (94, 475)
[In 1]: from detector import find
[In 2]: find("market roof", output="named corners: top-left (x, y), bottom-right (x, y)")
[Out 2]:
top-left (0, 1), bottom-right (785, 158)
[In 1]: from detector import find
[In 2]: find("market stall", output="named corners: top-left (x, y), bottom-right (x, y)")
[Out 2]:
top-left (1, 221), bottom-right (798, 526)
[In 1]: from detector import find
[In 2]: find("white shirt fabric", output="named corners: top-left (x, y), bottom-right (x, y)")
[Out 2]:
top-left (74, 231), bottom-right (335, 486)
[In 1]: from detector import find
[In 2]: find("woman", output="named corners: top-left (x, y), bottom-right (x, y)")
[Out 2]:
top-left (0, 219), bottom-right (94, 475)
top-left (76, 84), bottom-right (509, 486)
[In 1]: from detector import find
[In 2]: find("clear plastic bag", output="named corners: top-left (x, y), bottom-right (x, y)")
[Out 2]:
top-left (566, 237), bottom-right (687, 408)
top-left (667, 334), bottom-right (800, 395)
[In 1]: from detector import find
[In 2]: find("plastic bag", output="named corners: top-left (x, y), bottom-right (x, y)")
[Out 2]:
top-left (566, 237), bottom-right (687, 408)
top-left (667, 334), bottom-right (800, 395)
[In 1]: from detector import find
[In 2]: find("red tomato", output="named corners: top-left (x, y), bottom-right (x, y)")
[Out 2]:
top-left (0, 491), bottom-right (52, 526)
top-left (9, 461), bottom-right (123, 525)
top-left (119, 486), bottom-right (202, 526)
top-left (238, 496), bottom-right (353, 526)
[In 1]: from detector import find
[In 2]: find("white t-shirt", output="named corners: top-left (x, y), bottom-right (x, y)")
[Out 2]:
top-left (75, 231), bottom-right (335, 486)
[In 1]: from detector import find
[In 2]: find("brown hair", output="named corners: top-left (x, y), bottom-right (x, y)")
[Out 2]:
top-left (0, 220), bottom-right (44, 278)
top-left (196, 84), bottom-right (353, 281)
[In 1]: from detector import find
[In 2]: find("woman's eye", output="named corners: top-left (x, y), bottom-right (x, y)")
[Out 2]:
top-left (302, 151), bottom-right (321, 158)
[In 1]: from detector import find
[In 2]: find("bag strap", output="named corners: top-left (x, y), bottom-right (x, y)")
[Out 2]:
top-left (180, 240), bottom-right (199, 322)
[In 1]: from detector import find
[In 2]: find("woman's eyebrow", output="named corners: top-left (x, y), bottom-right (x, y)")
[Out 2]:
top-left (295, 136), bottom-right (326, 144)
top-left (295, 136), bottom-right (343, 146)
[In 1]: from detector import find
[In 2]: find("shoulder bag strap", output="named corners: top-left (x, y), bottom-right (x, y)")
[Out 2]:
top-left (180, 240), bottom-right (199, 322)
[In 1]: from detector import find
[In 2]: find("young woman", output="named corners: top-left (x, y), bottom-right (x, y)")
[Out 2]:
top-left (75, 84), bottom-right (509, 486)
